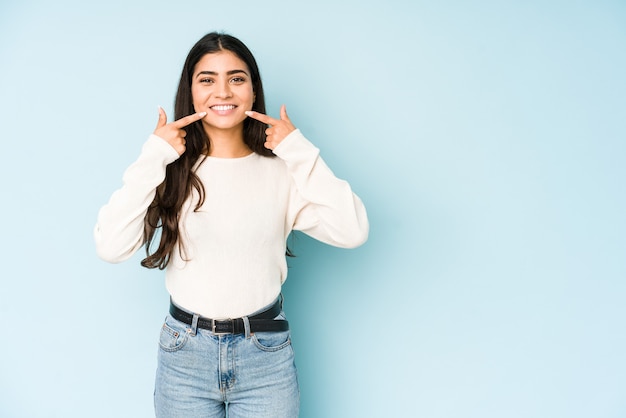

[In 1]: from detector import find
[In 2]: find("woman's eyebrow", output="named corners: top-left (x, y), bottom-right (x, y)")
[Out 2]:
top-left (195, 69), bottom-right (249, 78)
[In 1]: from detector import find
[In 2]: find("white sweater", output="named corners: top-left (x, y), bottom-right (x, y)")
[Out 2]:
top-left (94, 129), bottom-right (368, 318)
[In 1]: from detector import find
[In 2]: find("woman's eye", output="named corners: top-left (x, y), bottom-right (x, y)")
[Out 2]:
top-left (230, 77), bottom-right (246, 84)
top-left (200, 78), bottom-right (213, 84)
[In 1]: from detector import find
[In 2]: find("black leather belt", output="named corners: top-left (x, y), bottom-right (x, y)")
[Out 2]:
top-left (169, 298), bottom-right (289, 334)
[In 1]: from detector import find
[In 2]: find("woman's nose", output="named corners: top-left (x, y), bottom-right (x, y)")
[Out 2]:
top-left (215, 81), bottom-right (233, 98)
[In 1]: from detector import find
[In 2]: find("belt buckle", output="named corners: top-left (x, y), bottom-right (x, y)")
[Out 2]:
top-left (211, 318), bottom-right (234, 335)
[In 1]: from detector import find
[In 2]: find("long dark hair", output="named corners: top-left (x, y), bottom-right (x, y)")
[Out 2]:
top-left (141, 32), bottom-right (273, 269)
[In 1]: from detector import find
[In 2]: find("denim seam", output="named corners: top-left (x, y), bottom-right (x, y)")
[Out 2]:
top-left (159, 321), bottom-right (189, 352)
top-left (251, 333), bottom-right (292, 352)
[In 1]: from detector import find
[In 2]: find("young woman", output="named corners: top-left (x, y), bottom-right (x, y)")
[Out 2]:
top-left (94, 32), bottom-right (368, 418)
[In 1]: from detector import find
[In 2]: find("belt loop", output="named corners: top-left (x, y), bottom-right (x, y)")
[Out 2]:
top-left (243, 316), bottom-right (251, 339)
top-left (189, 313), bottom-right (199, 336)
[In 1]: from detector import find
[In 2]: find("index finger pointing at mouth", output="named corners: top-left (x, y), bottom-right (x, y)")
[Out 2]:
top-left (172, 111), bottom-right (207, 128)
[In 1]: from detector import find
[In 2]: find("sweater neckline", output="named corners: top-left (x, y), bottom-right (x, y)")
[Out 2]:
top-left (194, 152), bottom-right (257, 170)
top-left (201, 151), bottom-right (256, 162)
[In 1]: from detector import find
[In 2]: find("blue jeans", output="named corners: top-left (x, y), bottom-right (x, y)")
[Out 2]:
top-left (154, 302), bottom-right (299, 417)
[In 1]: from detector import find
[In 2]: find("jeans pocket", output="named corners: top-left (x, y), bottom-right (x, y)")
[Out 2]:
top-left (252, 329), bottom-right (291, 352)
top-left (158, 316), bottom-right (189, 352)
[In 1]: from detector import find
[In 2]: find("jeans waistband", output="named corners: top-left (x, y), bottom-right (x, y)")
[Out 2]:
top-left (169, 296), bottom-right (288, 335)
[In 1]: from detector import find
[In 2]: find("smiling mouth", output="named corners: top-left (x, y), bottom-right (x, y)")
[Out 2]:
top-left (210, 105), bottom-right (236, 111)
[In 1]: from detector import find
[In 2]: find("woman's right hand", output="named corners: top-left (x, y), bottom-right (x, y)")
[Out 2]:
top-left (154, 107), bottom-right (206, 155)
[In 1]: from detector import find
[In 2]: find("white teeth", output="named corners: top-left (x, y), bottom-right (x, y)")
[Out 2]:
top-left (211, 105), bottom-right (235, 111)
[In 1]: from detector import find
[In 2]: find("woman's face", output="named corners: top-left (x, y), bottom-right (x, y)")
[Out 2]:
top-left (191, 50), bottom-right (255, 133)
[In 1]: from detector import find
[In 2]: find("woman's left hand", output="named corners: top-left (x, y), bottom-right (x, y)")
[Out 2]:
top-left (245, 105), bottom-right (296, 150)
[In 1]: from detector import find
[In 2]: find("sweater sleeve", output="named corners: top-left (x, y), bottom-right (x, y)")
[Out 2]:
top-left (94, 135), bottom-right (180, 263)
top-left (273, 129), bottom-right (369, 248)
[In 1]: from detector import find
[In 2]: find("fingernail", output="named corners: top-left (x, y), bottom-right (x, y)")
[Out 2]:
top-left (245, 111), bottom-right (252, 116)
top-left (199, 112), bottom-right (207, 117)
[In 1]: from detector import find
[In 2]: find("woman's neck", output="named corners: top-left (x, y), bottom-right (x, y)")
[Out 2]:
top-left (203, 125), bottom-right (252, 158)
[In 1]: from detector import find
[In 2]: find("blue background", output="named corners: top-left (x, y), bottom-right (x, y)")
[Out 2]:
top-left (1, 0), bottom-right (625, 417)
